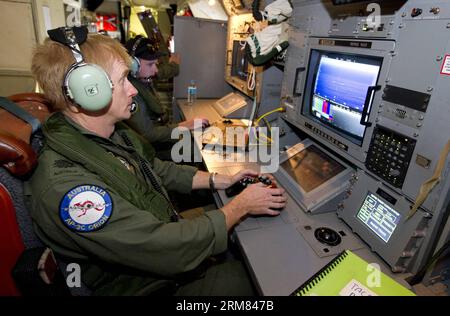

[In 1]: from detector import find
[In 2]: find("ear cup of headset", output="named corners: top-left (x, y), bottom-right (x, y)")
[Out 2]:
top-left (130, 56), bottom-right (141, 78)
top-left (65, 63), bottom-right (113, 111)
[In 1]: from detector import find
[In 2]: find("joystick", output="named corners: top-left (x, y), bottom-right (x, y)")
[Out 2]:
top-left (225, 175), bottom-right (276, 197)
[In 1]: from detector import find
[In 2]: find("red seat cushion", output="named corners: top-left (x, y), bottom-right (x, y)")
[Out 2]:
top-left (0, 183), bottom-right (25, 295)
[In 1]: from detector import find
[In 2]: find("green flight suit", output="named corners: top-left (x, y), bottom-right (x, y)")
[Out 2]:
top-left (125, 76), bottom-right (178, 161)
top-left (156, 61), bottom-right (180, 81)
top-left (126, 76), bottom-right (177, 144)
top-left (25, 112), bottom-right (254, 296)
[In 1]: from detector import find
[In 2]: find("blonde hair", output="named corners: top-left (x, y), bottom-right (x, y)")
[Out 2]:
top-left (31, 34), bottom-right (131, 111)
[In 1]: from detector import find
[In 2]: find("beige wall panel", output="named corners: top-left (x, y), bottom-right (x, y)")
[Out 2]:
top-left (0, 0), bottom-right (37, 71)
top-left (33, 0), bottom-right (66, 43)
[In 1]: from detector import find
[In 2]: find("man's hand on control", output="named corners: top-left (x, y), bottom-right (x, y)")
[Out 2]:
top-left (212, 169), bottom-right (256, 191)
top-left (237, 183), bottom-right (287, 215)
top-left (226, 170), bottom-right (278, 189)
top-left (178, 118), bottom-right (209, 130)
top-left (228, 169), bottom-right (258, 188)
top-left (221, 182), bottom-right (287, 230)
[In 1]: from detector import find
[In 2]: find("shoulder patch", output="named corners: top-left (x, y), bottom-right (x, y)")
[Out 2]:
top-left (59, 185), bottom-right (113, 232)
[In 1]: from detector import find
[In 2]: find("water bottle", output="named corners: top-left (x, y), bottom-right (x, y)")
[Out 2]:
top-left (187, 80), bottom-right (197, 104)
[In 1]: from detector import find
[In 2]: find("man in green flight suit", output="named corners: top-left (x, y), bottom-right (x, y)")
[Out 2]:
top-left (157, 50), bottom-right (181, 81)
top-left (26, 27), bottom-right (287, 295)
top-left (124, 35), bottom-right (209, 160)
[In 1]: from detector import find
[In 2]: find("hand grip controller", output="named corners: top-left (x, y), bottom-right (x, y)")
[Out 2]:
top-left (225, 175), bottom-right (276, 197)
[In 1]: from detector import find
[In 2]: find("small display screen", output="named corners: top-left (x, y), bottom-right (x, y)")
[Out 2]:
top-left (357, 192), bottom-right (401, 243)
top-left (216, 93), bottom-right (246, 110)
top-left (280, 145), bottom-right (346, 193)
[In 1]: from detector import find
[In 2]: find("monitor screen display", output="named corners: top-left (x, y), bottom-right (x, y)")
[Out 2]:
top-left (231, 40), bottom-right (249, 81)
top-left (280, 144), bottom-right (346, 193)
top-left (357, 192), bottom-right (401, 243)
top-left (304, 50), bottom-right (382, 145)
top-left (215, 92), bottom-right (247, 110)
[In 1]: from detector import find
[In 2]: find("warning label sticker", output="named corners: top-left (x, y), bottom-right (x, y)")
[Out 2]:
top-left (440, 55), bottom-right (450, 75)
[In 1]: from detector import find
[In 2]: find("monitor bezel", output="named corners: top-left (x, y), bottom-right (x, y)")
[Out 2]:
top-left (302, 49), bottom-right (384, 146)
top-left (225, 13), bottom-right (257, 98)
top-left (337, 172), bottom-right (426, 270)
top-left (213, 92), bottom-right (248, 117)
top-left (287, 38), bottom-right (395, 164)
top-left (275, 139), bottom-right (353, 212)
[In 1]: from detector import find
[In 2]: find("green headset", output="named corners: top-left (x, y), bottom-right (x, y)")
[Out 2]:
top-left (129, 36), bottom-right (145, 78)
top-left (48, 26), bottom-right (113, 112)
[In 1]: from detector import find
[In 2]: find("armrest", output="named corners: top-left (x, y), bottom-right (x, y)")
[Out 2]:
top-left (0, 131), bottom-right (37, 176)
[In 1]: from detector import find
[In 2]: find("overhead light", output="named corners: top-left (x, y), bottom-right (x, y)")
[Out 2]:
top-left (208, 0), bottom-right (216, 6)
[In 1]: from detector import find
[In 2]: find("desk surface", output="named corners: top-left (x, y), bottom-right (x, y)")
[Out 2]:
top-left (178, 98), bottom-right (261, 171)
top-left (177, 98), bottom-right (222, 122)
top-left (176, 98), bottom-right (410, 296)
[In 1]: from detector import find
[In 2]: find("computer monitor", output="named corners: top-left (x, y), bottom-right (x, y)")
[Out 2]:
top-left (280, 144), bottom-right (346, 193)
top-left (213, 92), bottom-right (248, 117)
top-left (231, 40), bottom-right (249, 81)
top-left (302, 50), bottom-right (383, 146)
top-left (275, 139), bottom-right (353, 213)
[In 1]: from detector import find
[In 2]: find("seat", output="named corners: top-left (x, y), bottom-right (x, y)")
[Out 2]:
top-left (0, 182), bottom-right (25, 295)
top-left (0, 93), bottom-right (51, 295)
top-left (0, 93), bottom-right (92, 295)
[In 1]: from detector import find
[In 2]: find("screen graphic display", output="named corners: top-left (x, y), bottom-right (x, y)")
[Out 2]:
top-left (305, 51), bottom-right (382, 145)
top-left (280, 145), bottom-right (346, 193)
top-left (357, 192), bottom-right (401, 243)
